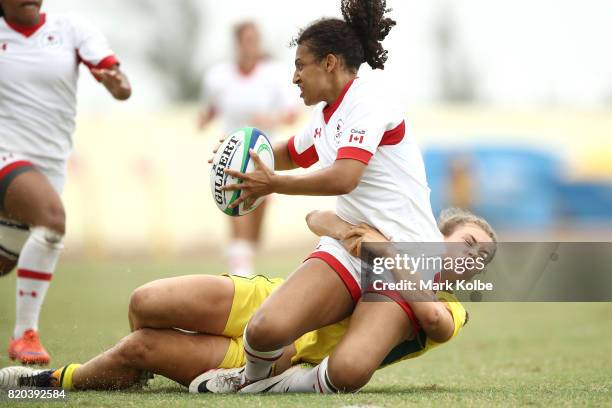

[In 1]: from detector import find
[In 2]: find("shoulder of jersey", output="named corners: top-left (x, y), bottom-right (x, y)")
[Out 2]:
top-left (345, 79), bottom-right (381, 109)
top-left (48, 12), bottom-right (79, 26)
top-left (45, 12), bottom-right (92, 33)
top-left (350, 78), bottom-right (400, 114)
top-left (351, 77), bottom-right (382, 100)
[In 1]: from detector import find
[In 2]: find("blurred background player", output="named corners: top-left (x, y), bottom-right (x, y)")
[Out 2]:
top-left (0, 0), bottom-right (131, 365)
top-left (197, 21), bottom-right (298, 277)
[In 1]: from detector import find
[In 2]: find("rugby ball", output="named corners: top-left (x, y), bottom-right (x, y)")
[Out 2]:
top-left (210, 127), bottom-right (275, 216)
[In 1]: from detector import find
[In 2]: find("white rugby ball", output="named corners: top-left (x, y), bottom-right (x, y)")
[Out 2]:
top-left (210, 127), bottom-right (274, 216)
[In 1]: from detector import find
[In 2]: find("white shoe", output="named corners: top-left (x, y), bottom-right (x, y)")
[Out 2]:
top-left (0, 366), bottom-right (45, 388)
top-left (239, 365), bottom-right (305, 394)
top-left (189, 367), bottom-right (245, 394)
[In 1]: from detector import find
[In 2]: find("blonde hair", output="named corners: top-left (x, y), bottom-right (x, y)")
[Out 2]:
top-left (438, 208), bottom-right (498, 256)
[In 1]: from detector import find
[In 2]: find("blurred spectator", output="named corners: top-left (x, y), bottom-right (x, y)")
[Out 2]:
top-left (198, 21), bottom-right (298, 277)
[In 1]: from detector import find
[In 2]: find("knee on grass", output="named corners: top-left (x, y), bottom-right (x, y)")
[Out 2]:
top-left (328, 353), bottom-right (376, 392)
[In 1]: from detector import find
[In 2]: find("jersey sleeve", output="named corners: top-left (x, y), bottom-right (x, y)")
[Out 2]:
top-left (335, 102), bottom-right (386, 165)
top-left (336, 102), bottom-right (406, 165)
top-left (69, 14), bottom-right (118, 74)
top-left (286, 113), bottom-right (319, 168)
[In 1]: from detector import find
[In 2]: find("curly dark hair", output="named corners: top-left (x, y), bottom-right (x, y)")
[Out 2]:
top-left (291, 0), bottom-right (396, 71)
top-left (0, 5), bottom-right (4, 18)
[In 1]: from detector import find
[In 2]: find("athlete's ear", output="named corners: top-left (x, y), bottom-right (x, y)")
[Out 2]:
top-left (324, 54), bottom-right (338, 73)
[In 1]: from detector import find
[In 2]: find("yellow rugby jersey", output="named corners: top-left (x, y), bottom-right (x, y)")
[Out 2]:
top-left (292, 291), bottom-right (467, 367)
top-left (379, 291), bottom-right (467, 367)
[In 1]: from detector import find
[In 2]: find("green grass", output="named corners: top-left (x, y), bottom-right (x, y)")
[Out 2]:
top-left (1, 254), bottom-right (611, 407)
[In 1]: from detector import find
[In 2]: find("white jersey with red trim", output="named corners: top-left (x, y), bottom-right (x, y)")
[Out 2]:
top-left (202, 60), bottom-right (298, 135)
top-left (288, 78), bottom-right (441, 242)
top-left (0, 13), bottom-right (118, 168)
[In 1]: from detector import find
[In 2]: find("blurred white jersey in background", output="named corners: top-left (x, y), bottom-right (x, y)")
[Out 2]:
top-left (201, 59), bottom-right (298, 135)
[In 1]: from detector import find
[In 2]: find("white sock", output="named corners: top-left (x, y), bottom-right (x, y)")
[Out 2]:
top-left (226, 239), bottom-right (255, 277)
top-left (243, 324), bottom-right (284, 382)
top-left (283, 357), bottom-right (339, 393)
top-left (14, 227), bottom-right (63, 338)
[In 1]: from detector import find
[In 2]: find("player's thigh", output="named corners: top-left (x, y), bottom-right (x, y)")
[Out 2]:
top-left (129, 274), bottom-right (234, 334)
top-left (114, 328), bottom-right (231, 387)
top-left (328, 298), bottom-right (412, 390)
top-left (248, 258), bottom-right (354, 347)
top-left (2, 170), bottom-right (65, 232)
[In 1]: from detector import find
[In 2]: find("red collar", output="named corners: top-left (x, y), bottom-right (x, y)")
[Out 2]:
top-left (5, 13), bottom-right (46, 38)
top-left (322, 78), bottom-right (355, 124)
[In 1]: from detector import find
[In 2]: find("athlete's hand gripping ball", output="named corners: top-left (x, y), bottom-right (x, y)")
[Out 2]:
top-left (223, 150), bottom-right (276, 209)
top-left (210, 127), bottom-right (274, 216)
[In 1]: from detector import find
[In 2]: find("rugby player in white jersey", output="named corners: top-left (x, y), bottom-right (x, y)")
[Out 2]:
top-left (198, 21), bottom-right (298, 277)
top-left (0, 0), bottom-right (131, 364)
top-left (200, 0), bottom-right (449, 393)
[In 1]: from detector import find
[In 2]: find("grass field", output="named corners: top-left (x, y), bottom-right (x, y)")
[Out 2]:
top-left (1, 254), bottom-right (611, 407)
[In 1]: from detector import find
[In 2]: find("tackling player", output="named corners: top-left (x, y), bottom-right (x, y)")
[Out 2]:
top-left (0, 208), bottom-right (496, 392)
top-left (0, 0), bottom-right (131, 364)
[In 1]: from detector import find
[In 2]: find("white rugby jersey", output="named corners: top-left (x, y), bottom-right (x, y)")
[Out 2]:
top-left (0, 13), bottom-right (118, 166)
top-left (288, 78), bottom-right (442, 243)
top-left (202, 60), bottom-right (298, 134)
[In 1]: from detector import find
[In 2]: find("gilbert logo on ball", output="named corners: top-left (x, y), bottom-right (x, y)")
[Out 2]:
top-left (210, 127), bottom-right (274, 217)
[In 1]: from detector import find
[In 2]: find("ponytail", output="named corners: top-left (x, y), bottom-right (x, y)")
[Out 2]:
top-left (292, 0), bottom-right (396, 71)
top-left (341, 0), bottom-right (396, 70)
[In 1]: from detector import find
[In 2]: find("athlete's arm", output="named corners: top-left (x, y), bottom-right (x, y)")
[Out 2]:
top-left (305, 210), bottom-right (352, 240)
top-left (91, 65), bottom-right (131, 101)
top-left (223, 151), bottom-right (365, 208)
top-left (344, 225), bottom-right (456, 343)
top-left (275, 159), bottom-right (365, 195)
top-left (273, 139), bottom-right (299, 171)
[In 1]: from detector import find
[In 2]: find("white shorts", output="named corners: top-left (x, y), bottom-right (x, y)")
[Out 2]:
top-left (0, 150), bottom-right (66, 194)
top-left (306, 236), bottom-right (363, 304)
top-left (305, 236), bottom-right (421, 330)
top-left (0, 150), bottom-right (66, 259)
